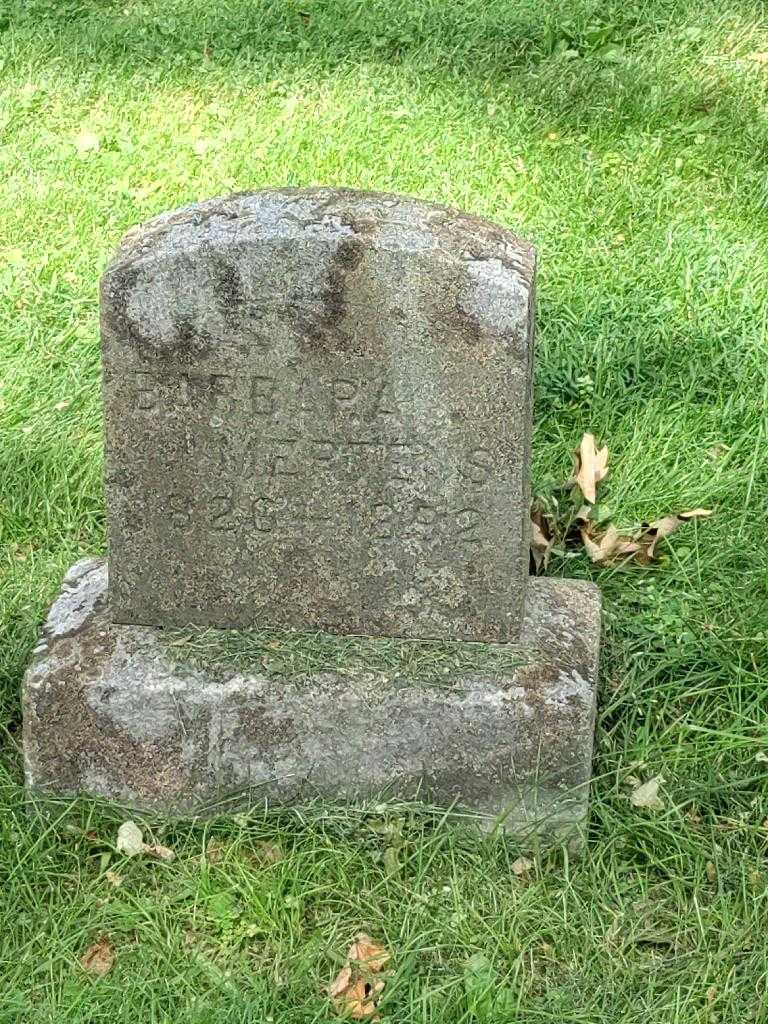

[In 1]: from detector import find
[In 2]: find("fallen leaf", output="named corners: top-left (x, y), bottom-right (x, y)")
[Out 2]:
top-left (705, 861), bottom-right (717, 883)
top-left (333, 975), bottom-right (385, 1019)
top-left (574, 433), bottom-right (609, 504)
top-left (116, 821), bottom-right (144, 857)
top-left (580, 524), bottom-right (640, 564)
top-left (116, 821), bottom-right (174, 861)
top-left (348, 934), bottom-right (391, 972)
top-left (329, 964), bottom-right (353, 998)
top-left (644, 509), bottom-right (711, 558)
top-left (530, 510), bottom-right (554, 572)
top-left (143, 843), bottom-right (175, 862)
top-left (105, 870), bottom-right (123, 887)
top-left (330, 934), bottom-right (390, 1019)
top-left (579, 508), bottom-right (711, 565)
top-left (511, 855), bottom-right (534, 877)
top-left (80, 936), bottom-right (115, 977)
top-left (630, 775), bottom-right (665, 811)
top-left (646, 516), bottom-right (687, 543)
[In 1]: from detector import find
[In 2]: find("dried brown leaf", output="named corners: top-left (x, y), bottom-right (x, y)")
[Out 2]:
top-left (511, 855), bottom-right (534, 877)
top-left (580, 524), bottom-right (640, 564)
top-left (574, 433), bottom-right (609, 504)
top-left (80, 936), bottom-right (115, 977)
top-left (330, 965), bottom-right (353, 998)
top-left (644, 509), bottom-right (711, 558)
top-left (530, 516), bottom-right (554, 573)
top-left (143, 843), bottom-right (175, 862)
top-left (348, 934), bottom-right (391, 972)
top-left (339, 977), bottom-right (385, 1019)
top-left (578, 507), bottom-right (712, 566)
top-left (644, 515), bottom-right (682, 557)
top-left (580, 526), bottom-right (604, 563)
top-left (330, 934), bottom-right (390, 1019)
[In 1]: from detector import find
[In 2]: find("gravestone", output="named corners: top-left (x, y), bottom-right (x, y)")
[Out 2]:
top-left (101, 189), bottom-right (533, 641)
top-left (22, 189), bottom-right (600, 843)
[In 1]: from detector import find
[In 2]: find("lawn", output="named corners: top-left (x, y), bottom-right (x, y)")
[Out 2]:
top-left (1, 0), bottom-right (768, 1019)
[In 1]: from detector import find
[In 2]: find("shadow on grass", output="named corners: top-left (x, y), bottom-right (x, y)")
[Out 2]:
top-left (6, 0), bottom-right (768, 145)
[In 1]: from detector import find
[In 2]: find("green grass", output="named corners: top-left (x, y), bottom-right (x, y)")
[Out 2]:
top-left (1, 0), bottom-right (768, 1019)
top-left (163, 625), bottom-right (527, 682)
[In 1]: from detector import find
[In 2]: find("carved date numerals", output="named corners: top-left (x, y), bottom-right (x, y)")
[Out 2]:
top-left (165, 491), bottom-right (484, 548)
top-left (372, 502), bottom-right (483, 546)
top-left (164, 491), bottom-right (331, 534)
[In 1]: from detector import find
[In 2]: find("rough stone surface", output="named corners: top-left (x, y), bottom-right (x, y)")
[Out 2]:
top-left (102, 189), bottom-right (536, 641)
top-left (23, 560), bottom-right (599, 841)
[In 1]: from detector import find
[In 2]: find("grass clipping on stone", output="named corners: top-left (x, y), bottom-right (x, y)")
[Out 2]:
top-left (162, 624), bottom-right (526, 684)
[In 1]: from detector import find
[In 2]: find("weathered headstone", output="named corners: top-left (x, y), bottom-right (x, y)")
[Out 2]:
top-left (23, 189), bottom-right (600, 843)
top-left (101, 189), bottom-right (534, 641)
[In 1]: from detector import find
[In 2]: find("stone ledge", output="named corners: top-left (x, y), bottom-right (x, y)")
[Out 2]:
top-left (22, 559), bottom-right (600, 843)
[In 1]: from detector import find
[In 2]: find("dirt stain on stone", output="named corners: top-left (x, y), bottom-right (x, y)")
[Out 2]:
top-left (297, 235), bottom-right (367, 354)
top-left (104, 260), bottom-right (216, 365)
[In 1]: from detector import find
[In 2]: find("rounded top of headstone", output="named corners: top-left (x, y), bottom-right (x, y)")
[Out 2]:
top-left (104, 187), bottom-right (535, 280)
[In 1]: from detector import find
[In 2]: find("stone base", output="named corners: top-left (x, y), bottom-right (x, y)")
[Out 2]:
top-left (22, 560), bottom-right (600, 844)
